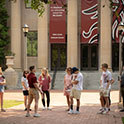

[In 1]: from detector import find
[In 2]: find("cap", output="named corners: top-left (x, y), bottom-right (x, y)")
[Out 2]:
top-left (72, 67), bottom-right (79, 74)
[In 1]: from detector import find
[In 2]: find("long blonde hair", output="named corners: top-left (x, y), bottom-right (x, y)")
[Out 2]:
top-left (0, 67), bottom-right (3, 75)
top-left (41, 67), bottom-right (50, 79)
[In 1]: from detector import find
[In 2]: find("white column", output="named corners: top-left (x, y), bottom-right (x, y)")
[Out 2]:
top-left (67, 0), bottom-right (78, 67)
top-left (38, 5), bottom-right (49, 69)
top-left (11, 0), bottom-right (21, 69)
top-left (99, 0), bottom-right (112, 70)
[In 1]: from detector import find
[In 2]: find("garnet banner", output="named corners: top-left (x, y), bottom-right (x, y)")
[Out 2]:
top-left (81, 0), bottom-right (98, 44)
top-left (49, 0), bottom-right (66, 43)
top-left (112, 0), bottom-right (124, 43)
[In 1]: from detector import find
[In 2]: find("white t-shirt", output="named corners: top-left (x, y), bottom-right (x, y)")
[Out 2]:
top-left (101, 70), bottom-right (112, 89)
top-left (73, 72), bottom-right (83, 91)
top-left (21, 77), bottom-right (29, 91)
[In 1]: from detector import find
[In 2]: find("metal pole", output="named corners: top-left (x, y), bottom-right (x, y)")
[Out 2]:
top-left (24, 36), bottom-right (27, 70)
top-left (25, 36), bottom-right (27, 70)
top-left (119, 33), bottom-right (122, 102)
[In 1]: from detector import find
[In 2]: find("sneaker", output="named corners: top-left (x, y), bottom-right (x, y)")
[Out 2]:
top-left (74, 110), bottom-right (80, 114)
top-left (120, 109), bottom-right (124, 112)
top-left (25, 113), bottom-right (30, 117)
top-left (97, 109), bottom-right (104, 114)
top-left (68, 109), bottom-right (74, 114)
top-left (42, 107), bottom-right (46, 110)
top-left (24, 108), bottom-right (27, 111)
top-left (33, 113), bottom-right (40, 117)
top-left (47, 107), bottom-right (52, 110)
top-left (1, 109), bottom-right (6, 112)
top-left (103, 110), bottom-right (109, 114)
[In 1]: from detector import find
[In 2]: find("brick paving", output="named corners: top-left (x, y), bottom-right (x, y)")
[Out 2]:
top-left (0, 90), bottom-right (123, 124)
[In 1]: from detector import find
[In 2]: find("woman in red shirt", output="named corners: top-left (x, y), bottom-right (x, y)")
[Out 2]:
top-left (38, 68), bottom-right (51, 110)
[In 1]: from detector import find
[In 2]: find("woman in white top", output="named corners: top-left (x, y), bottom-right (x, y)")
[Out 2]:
top-left (21, 71), bottom-right (30, 111)
top-left (0, 67), bottom-right (6, 112)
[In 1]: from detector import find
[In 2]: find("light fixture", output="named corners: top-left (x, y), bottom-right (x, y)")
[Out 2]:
top-left (22, 24), bottom-right (29, 37)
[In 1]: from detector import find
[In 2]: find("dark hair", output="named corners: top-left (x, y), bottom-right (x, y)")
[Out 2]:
top-left (29, 66), bottom-right (35, 72)
top-left (102, 63), bottom-right (108, 69)
top-left (23, 71), bottom-right (29, 78)
top-left (72, 67), bottom-right (79, 74)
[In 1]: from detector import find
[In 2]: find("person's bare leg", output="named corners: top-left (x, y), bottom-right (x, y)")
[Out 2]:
top-left (34, 96), bottom-right (39, 114)
top-left (27, 96), bottom-right (33, 114)
top-left (70, 97), bottom-right (73, 110)
top-left (100, 96), bottom-right (105, 108)
top-left (1, 93), bottom-right (3, 110)
top-left (66, 95), bottom-right (70, 109)
top-left (104, 97), bottom-right (109, 109)
top-left (24, 96), bottom-right (27, 109)
top-left (77, 99), bottom-right (80, 111)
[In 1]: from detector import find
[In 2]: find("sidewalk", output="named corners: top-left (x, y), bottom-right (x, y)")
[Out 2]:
top-left (0, 90), bottom-right (123, 124)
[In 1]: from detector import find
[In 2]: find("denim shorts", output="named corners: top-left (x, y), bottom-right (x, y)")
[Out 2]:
top-left (0, 85), bottom-right (4, 92)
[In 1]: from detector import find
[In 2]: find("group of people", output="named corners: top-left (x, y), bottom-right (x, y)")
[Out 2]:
top-left (1, 63), bottom-right (124, 117)
top-left (21, 66), bottom-right (83, 117)
top-left (21, 66), bottom-right (51, 117)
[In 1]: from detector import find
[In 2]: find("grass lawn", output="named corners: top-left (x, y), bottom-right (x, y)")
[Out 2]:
top-left (3, 100), bottom-right (23, 108)
top-left (122, 117), bottom-right (124, 124)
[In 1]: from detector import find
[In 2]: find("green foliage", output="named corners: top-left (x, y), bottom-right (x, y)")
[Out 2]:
top-left (25, 0), bottom-right (67, 16)
top-left (0, 0), bottom-right (10, 69)
top-left (25, 0), bottom-right (52, 16)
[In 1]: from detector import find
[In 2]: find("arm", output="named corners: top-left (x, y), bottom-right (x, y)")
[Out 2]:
top-left (111, 78), bottom-right (115, 85)
top-left (48, 76), bottom-right (52, 91)
top-left (72, 80), bottom-right (79, 85)
top-left (106, 80), bottom-right (111, 89)
top-left (34, 83), bottom-right (43, 94)
top-left (22, 81), bottom-right (28, 90)
top-left (0, 79), bottom-right (6, 85)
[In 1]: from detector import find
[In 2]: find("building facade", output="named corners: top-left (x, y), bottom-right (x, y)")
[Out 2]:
top-left (5, 0), bottom-right (124, 89)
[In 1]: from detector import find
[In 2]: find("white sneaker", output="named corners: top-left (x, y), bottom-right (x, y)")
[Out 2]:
top-left (102, 110), bottom-right (109, 115)
top-left (33, 113), bottom-right (40, 117)
top-left (42, 107), bottom-right (46, 110)
top-left (68, 109), bottom-right (74, 114)
top-left (47, 107), bottom-right (52, 110)
top-left (25, 113), bottom-right (30, 117)
top-left (74, 110), bottom-right (80, 114)
top-left (97, 109), bottom-right (104, 114)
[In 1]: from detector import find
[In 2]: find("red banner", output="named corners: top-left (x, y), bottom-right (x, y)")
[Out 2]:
top-left (112, 0), bottom-right (124, 43)
top-left (81, 0), bottom-right (98, 44)
top-left (49, 0), bottom-right (66, 43)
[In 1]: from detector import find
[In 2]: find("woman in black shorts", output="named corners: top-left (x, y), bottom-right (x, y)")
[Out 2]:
top-left (21, 71), bottom-right (30, 111)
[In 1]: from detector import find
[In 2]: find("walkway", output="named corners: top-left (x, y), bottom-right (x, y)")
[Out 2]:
top-left (0, 90), bottom-right (123, 124)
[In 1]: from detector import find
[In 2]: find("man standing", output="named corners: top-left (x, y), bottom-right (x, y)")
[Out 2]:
top-left (120, 66), bottom-right (124, 112)
top-left (68, 67), bottom-right (83, 114)
top-left (98, 63), bottom-right (112, 114)
top-left (26, 66), bottom-right (42, 117)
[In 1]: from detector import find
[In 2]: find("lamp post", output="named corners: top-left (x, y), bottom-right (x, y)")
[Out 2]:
top-left (22, 24), bottom-right (29, 70)
top-left (118, 21), bottom-right (124, 103)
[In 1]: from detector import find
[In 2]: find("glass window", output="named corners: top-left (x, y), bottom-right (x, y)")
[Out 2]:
top-left (51, 44), bottom-right (67, 70)
top-left (25, 0), bottom-right (31, 8)
top-left (81, 44), bottom-right (98, 70)
top-left (27, 31), bottom-right (37, 56)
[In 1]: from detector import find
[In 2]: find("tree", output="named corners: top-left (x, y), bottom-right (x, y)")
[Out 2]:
top-left (0, 0), bottom-right (10, 69)
top-left (25, 0), bottom-right (66, 16)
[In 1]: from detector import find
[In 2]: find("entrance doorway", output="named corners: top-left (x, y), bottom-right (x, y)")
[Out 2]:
top-left (51, 44), bottom-right (67, 71)
top-left (81, 44), bottom-right (98, 70)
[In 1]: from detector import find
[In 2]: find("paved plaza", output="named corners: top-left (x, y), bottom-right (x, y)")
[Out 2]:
top-left (0, 90), bottom-right (123, 124)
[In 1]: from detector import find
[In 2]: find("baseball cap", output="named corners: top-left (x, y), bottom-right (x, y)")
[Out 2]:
top-left (72, 67), bottom-right (79, 74)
